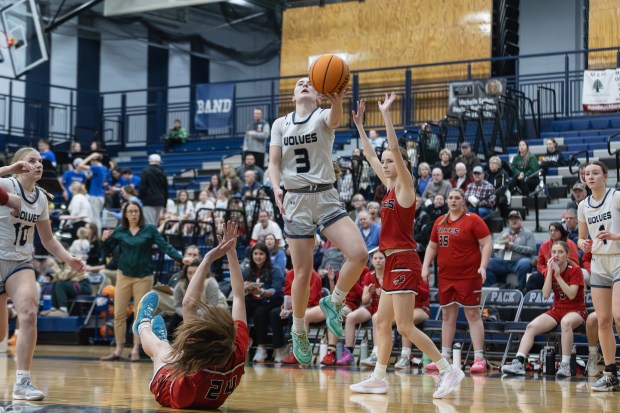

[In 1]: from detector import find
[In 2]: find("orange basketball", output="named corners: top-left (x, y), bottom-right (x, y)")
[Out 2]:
top-left (99, 324), bottom-right (112, 338)
top-left (309, 54), bottom-right (350, 95)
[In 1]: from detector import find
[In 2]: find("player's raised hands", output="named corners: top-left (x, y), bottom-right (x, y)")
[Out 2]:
top-left (378, 92), bottom-right (397, 114)
top-left (352, 100), bottom-right (366, 126)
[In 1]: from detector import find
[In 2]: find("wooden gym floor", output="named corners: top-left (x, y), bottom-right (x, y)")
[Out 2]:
top-left (0, 345), bottom-right (619, 413)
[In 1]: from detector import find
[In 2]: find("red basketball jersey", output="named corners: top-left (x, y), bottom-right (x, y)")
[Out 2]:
top-left (283, 269), bottom-right (323, 307)
top-left (545, 263), bottom-right (586, 311)
top-left (362, 271), bottom-right (382, 315)
top-left (158, 321), bottom-right (249, 409)
top-left (379, 188), bottom-right (417, 251)
top-left (430, 212), bottom-right (490, 279)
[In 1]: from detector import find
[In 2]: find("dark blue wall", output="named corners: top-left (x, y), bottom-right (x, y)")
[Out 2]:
top-left (147, 33), bottom-right (169, 145)
top-left (76, 16), bottom-right (101, 146)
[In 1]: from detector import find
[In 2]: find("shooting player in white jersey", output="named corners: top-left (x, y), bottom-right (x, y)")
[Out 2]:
top-left (0, 147), bottom-right (85, 401)
top-left (269, 78), bottom-right (368, 364)
top-left (577, 160), bottom-right (620, 392)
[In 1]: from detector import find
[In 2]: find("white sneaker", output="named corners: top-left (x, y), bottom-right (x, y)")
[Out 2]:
top-left (556, 362), bottom-right (571, 378)
top-left (350, 374), bottom-right (389, 394)
top-left (501, 359), bottom-right (525, 375)
top-left (13, 379), bottom-right (45, 401)
top-left (586, 353), bottom-right (601, 377)
top-left (433, 367), bottom-right (465, 398)
top-left (360, 353), bottom-right (378, 367)
top-left (274, 346), bottom-right (289, 363)
top-left (394, 355), bottom-right (411, 369)
top-left (253, 347), bottom-right (268, 363)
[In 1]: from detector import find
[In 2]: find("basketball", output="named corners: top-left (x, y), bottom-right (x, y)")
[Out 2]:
top-left (309, 54), bottom-right (350, 95)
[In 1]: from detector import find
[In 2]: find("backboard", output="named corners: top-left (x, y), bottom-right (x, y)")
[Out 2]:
top-left (1, 0), bottom-right (48, 78)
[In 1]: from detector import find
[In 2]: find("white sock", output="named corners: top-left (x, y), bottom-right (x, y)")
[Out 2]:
top-left (137, 320), bottom-right (151, 335)
top-left (516, 352), bottom-right (527, 360)
top-left (435, 357), bottom-right (451, 374)
top-left (562, 355), bottom-right (571, 364)
top-left (589, 346), bottom-right (598, 355)
top-left (441, 347), bottom-right (452, 359)
top-left (371, 346), bottom-right (378, 356)
top-left (16, 370), bottom-right (30, 383)
top-left (474, 350), bottom-right (484, 360)
top-left (292, 317), bottom-right (306, 333)
top-left (331, 287), bottom-right (346, 304)
top-left (401, 347), bottom-right (411, 358)
top-left (59, 306), bottom-right (68, 312)
top-left (373, 363), bottom-right (388, 380)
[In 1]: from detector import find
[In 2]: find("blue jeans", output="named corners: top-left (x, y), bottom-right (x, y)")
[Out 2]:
top-left (467, 207), bottom-right (493, 218)
top-left (485, 257), bottom-right (532, 289)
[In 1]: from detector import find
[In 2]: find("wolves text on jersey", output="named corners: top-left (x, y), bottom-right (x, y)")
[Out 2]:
top-left (587, 211), bottom-right (612, 225)
top-left (283, 133), bottom-right (317, 146)
top-left (17, 210), bottom-right (41, 223)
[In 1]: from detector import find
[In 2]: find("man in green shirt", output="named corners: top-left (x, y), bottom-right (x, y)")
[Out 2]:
top-left (165, 119), bottom-right (188, 152)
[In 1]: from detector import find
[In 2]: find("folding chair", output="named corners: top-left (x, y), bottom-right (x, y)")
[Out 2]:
top-left (69, 273), bottom-right (105, 325)
top-left (502, 289), bottom-right (554, 365)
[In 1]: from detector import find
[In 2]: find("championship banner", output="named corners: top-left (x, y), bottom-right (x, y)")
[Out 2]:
top-left (582, 69), bottom-right (620, 112)
top-left (448, 78), bottom-right (506, 118)
top-left (194, 83), bottom-right (235, 130)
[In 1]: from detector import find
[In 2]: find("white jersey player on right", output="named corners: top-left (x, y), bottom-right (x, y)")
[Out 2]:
top-left (269, 78), bottom-right (368, 365)
top-left (577, 160), bottom-right (620, 392)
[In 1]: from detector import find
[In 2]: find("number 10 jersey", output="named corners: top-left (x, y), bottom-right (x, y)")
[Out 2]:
top-left (0, 177), bottom-right (49, 261)
top-left (270, 108), bottom-right (336, 190)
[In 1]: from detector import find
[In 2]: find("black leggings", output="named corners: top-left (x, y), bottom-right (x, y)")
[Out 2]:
top-left (246, 297), bottom-right (283, 346)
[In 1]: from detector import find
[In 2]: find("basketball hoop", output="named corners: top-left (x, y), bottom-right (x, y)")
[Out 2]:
top-left (0, 30), bottom-right (18, 49)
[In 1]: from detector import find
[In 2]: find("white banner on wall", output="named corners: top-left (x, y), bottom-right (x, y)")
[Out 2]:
top-left (582, 69), bottom-right (620, 112)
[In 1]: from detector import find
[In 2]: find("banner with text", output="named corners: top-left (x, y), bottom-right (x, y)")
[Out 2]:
top-left (448, 79), bottom-right (506, 118)
top-left (582, 69), bottom-right (620, 112)
top-left (194, 83), bottom-right (235, 130)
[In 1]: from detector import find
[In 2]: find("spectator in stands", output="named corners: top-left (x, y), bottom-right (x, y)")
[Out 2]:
top-left (38, 138), bottom-right (57, 167)
top-left (567, 182), bottom-right (587, 210)
top-left (167, 245), bottom-right (202, 289)
top-left (318, 242), bottom-right (345, 280)
top-left (84, 223), bottom-right (103, 266)
top-left (539, 138), bottom-right (566, 175)
top-left (417, 162), bottom-right (431, 196)
top-left (67, 141), bottom-right (83, 167)
top-left (69, 227), bottom-right (91, 261)
top-left (173, 190), bottom-right (195, 221)
top-left (454, 142), bottom-right (480, 176)
top-left (108, 185), bottom-right (143, 224)
top-left (337, 168), bottom-right (354, 204)
top-left (40, 264), bottom-right (92, 318)
top-left (265, 233), bottom-right (286, 273)
top-left (236, 153), bottom-right (264, 183)
top-left (61, 182), bottom-right (91, 239)
top-left (100, 201), bottom-right (192, 362)
top-left (140, 154), bottom-right (168, 226)
top-left (243, 108), bottom-right (270, 168)
top-left (357, 210), bottom-right (380, 251)
top-left (502, 241), bottom-right (587, 377)
top-left (425, 193), bottom-right (448, 223)
top-left (279, 269), bottom-right (323, 364)
top-left (169, 260), bottom-right (228, 336)
top-left (351, 148), bottom-right (373, 199)
top-left (77, 152), bottom-right (108, 232)
top-left (434, 149), bottom-right (453, 181)
top-left (165, 119), bottom-right (188, 152)
top-left (59, 158), bottom-right (87, 201)
top-left (241, 170), bottom-right (261, 196)
top-left (421, 168), bottom-right (452, 206)
top-left (509, 140), bottom-right (539, 196)
top-left (119, 168), bottom-right (140, 188)
top-left (206, 175), bottom-right (221, 201)
top-left (243, 243), bottom-right (285, 363)
top-left (563, 208), bottom-right (579, 246)
top-left (367, 201), bottom-right (381, 227)
top-left (348, 193), bottom-right (367, 223)
top-left (450, 162), bottom-right (473, 192)
top-left (465, 166), bottom-right (496, 218)
top-left (484, 210), bottom-right (535, 289)
top-left (413, 197), bottom-right (431, 254)
top-left (526, 222), bottom-right (580, 292)
top-left (486, 156), bottom-right (511, 222)
top-left (89, 140), bottom-right (106, 155)
top-left (215, 187), bottom-right (230, 212)
top-left (251, 210), bottom-right (284, 247)
top-left (368, 130), bottom-right (384, 149)
top-left (220, 163), bottom-right (242, 196)
top-left (194, 190), bottom-right (214, 222)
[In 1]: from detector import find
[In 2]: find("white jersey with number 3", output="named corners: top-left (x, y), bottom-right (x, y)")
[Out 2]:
top-left (270, 108), bottom-right (336, 190)
top-left (577, 188), bottom-right (620, 255)
top-left (0, 177), bottom-right (49, 261)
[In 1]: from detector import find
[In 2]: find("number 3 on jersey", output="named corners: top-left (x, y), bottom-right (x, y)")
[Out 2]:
top-left (294, 148), bottom-right (310, 173)
top-left (438, 234), bottom-right (449, 247)
top-left (13, 223), bottom-right (31, 247)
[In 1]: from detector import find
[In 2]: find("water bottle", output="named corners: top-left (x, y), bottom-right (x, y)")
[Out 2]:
top-left (336, 340), bottom-right (344, 360)
top-left (42, 294), bottom-right (52, 312)
top-left (545, 345), bottom-right (556, 375)
top-left (570, 345), bottom-right (577, 376)
top-left (360, 339), bottom-right (369, 361)
top-left (319, 336), bottom-right (328, 362)
top-left (422, 353), bottom-right (431, 367)
top-left (541, 348), bottom-right (547, 374)
top-left (453, 343), bottom-right (462, 370)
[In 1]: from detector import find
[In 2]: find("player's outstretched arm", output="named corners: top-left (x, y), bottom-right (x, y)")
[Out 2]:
top-left (226, 225), bottom-right (246, 324)
top-left (352, 100), bottom-right (386, 187)
top-left (183, 221), bottom-right (237, 320)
